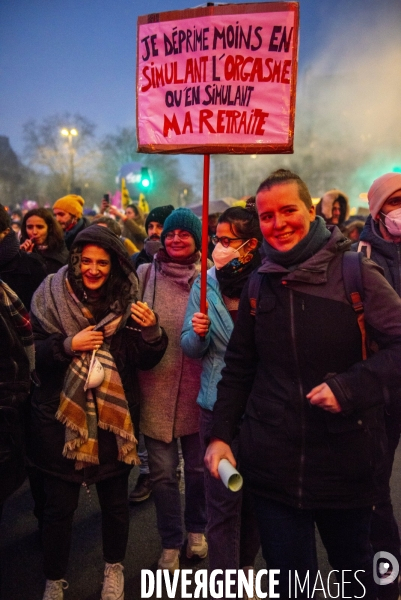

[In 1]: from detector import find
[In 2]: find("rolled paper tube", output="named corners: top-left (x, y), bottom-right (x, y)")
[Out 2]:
top-left (218, 459), bottom-right (243, 492)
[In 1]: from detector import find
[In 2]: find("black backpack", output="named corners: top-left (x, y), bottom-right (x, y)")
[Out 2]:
top-left (248, 251), bottom-right (368, 360)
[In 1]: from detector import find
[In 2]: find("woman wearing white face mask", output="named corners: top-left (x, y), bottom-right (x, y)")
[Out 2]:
top-left (355, 172), bottom-right (401, 600)
top-left (181, 203), bottom-right (262, 599)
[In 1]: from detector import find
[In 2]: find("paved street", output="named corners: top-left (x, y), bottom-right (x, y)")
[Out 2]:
top-left (1, 448), bottom-right (400, 600)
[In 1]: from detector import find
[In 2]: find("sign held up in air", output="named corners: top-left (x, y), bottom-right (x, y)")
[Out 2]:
top-left (137, 2), bottom-right (299, 155)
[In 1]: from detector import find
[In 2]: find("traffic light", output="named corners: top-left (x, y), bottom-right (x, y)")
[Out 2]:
top-left (140, 167), bottom-right (151, 189)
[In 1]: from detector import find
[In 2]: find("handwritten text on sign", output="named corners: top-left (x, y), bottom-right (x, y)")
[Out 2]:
top-left (137, 4), bottom-right (299, 153)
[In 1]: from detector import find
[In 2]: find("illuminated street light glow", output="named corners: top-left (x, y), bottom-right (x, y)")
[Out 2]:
top-left (60, 128), bottom-right (78, 193)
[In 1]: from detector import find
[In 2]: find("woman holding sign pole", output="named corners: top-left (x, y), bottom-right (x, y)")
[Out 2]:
top-left (205, 169), bottom-right (401, 599)
top-left (181, 204), bottom-right (261, 598)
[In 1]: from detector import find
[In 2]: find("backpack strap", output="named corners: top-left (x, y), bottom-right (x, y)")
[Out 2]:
top-left (248, 272), bottom-right (264, 316)
top-left (357, 240), bottom-right (372, 259)
top-left (342, 251), bottom-right (367, 360)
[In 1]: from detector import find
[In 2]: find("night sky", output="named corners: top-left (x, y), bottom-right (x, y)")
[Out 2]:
top-left (0, 0), bottom-right (399, 191)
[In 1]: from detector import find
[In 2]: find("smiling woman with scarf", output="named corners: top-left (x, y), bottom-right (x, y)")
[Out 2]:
top-left (136, 207), bottom-right (208, 574)
top-left (29, 225), bottom-right (167, 600)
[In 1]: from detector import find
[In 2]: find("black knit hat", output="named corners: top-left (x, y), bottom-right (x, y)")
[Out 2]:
top-left (161, 208), bottom-right (202, 250)
top-left (145, 204), bottom-right (175, 232)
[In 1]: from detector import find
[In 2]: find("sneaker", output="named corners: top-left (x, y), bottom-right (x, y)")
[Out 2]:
top-left (244, 581), bottom-right (261, 600)
top-left (158, 548), bottom-right (180, 573)
top-left (101, 563), bottom-right (124, 600)
top-left (242, 568), bottom-right (261, 600)
top-left (186, 533), bottom-right (208, 559)
top-left (128, 474), bottom-right (152, 503)
top-left (42, 579), bottom-right (68, 600)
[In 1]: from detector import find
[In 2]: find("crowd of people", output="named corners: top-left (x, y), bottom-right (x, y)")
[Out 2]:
top-left (1, 170), bottom-right (401, 600)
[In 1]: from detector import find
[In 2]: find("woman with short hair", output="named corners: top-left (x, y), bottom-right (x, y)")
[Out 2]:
top-left (206, 169), bottom-right (401, 600)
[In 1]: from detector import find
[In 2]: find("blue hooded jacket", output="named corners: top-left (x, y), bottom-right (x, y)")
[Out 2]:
top-left (181, 267), bottom-right (234, 411)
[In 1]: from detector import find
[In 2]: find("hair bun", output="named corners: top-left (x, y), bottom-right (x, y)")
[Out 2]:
top-left (245, 196), bottom-right (256, 213)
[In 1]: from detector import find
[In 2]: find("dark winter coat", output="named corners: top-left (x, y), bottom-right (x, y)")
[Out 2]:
top-left (353, 215), bottom-right (401, 442)
top-left (64, 217), bottom-right (90, 250)
top-left (0, 231), bottom-right (47, 310)
top-left (132, 247), bottom-right (152, 270)
top-left (28, 226), bottom-right (168, 485)
top-left (32, 244), bottom-right (69, 274)
top-left (355, 215), bottom-right (401, 295)
top-left (29, 316), bottom-right (167, 484)
top-left (211, 228), bottom-right (401, 510)
top-left (0, 302), bottom-right (31, 503)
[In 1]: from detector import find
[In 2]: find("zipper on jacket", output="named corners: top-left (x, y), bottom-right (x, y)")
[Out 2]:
top-left (289, 289), bottom-right (306, 508)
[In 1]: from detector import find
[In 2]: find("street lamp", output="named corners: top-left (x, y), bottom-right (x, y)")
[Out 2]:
top-left (61, 128), bottom-right (78, 193)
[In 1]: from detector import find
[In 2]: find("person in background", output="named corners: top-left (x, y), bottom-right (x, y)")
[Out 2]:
top-left (92, 215), bottom-right (139, 256)
top-left (0, 204), bottom-right (46, 310)
top-left (353, 172), bottom-right (401, 600)
top-left (29, 225), bottom-right (167, 600)
top-left (207, 212), bottom-right (222, 260)
top-left (10, 208), bottom-right (23, 239)
top-left (181, 205), bottom-right (261, 598)
top-left (20, 208), bottom-right (69, 274)
top-left (136, 208), bottom-right (207, 573)
top-left (132, 204), bottom-right (174, 270)
top-left (315, 189), bottom-right (350, 230)
top-left (109, 204), bottom-right (147, 251)
top-left (343, 218), bottom-right (365, 242)
top-left (205, 169), bottom-right (401, 600)
top-left (0, 278), bottom-right (34, 595)
top-left (53, 194), bottom-right (89, 250)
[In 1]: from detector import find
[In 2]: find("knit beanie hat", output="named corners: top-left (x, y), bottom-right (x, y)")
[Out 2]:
top-left (145, 204), bottom-right (174, 232)
top-left (161, 208), bottom-right (202, 250)
top-left (368, 173), bottom-right (401, 220)
top-left (53, 194), bottom-right (85, 219)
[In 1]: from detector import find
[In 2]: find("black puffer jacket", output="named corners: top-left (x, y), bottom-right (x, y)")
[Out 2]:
top-left (211, 229), bottom-right (401, 510)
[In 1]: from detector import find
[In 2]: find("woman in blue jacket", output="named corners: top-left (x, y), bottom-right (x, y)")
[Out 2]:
top-left (181, 204), bottom-right (262, 594)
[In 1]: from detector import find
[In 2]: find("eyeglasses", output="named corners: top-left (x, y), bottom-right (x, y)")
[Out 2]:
top-left (164, 230), bottom-right (193, 241)
top-left (211, 235), bottom-right (247, 248)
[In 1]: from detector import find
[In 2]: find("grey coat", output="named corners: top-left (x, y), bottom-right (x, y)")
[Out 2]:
top-left (137, 258), bottom-right (202, 443)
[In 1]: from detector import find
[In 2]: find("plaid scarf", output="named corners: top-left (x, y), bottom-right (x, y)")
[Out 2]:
top-left (0, 279), bottom-right (35, 373)
top-left (55, 278), bottom-right (139, 470)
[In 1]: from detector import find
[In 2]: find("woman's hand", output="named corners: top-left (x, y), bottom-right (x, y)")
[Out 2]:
top-left (306, 383), bottom-right (342, 413)
top-left (131, 301), bottom-right (156, 328)
top-left (20, 239), bottom-right (34, 253)
top-left (191, 312), bottom-right (210, 336)
top-left (204, 438), bottom-right (236, 479)
top-left (71, 326), bottom-right (104, 352)
top-left (108, 205), bottom-right (125, 220)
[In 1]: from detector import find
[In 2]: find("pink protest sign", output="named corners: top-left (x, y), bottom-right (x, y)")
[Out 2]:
top-left (137, 2), bottom-right (299, 154)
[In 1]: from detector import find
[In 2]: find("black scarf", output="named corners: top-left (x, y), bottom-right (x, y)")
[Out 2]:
top-left (0, 230), bottom-right (20, 267)
top-left (216, 251), bottom-right (261, 298)
top-left (262, 216), bottom-right (331, 269)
